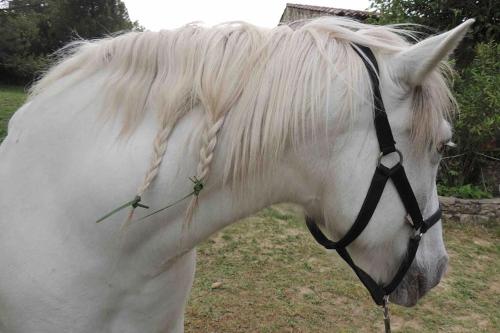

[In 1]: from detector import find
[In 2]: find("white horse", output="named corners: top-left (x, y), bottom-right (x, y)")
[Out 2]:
top-left (0, 18), bottom-right (473, 332)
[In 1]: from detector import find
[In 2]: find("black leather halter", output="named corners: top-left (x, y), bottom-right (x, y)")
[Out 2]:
top-left (305, 44), bottom-right (442, 306)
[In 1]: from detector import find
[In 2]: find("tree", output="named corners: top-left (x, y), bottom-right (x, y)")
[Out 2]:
top-left (441, 42), bottom-right (500, 188)
top-left (0, 4), bottom-right (47, 83)
top-left (369, 0), bottom-right (499, 68)
top-left (0, 0), bottom-right (140, 83)
top-left (48, 0), bottom-right (137, 51)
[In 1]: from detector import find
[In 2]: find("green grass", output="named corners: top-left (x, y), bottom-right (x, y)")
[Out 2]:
top-left (1, 85), bottom-right (499, 332)
top-left (0, 85), bottom-right (27, 142)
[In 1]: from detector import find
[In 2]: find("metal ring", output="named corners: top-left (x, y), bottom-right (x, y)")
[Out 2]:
top-left (377, 149), bottom-right (403, 167)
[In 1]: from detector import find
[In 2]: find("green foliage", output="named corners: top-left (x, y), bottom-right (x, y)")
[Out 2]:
top-left (369, 0), bottom-right (498, 67)
top-left (454, 42), bottom-right (500, 147)
top-left (437, 184), bottom-right (492, 199)
top-left (439, 42), bottom-right (500, 189)
top-left (0, 11), bottom-right (47, 83)
top-left (0, 0), bottom-right (140, 83)
top-left (47, 0), bottom-right (137, 50)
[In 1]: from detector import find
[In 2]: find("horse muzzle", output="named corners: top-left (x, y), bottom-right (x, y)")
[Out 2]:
top-left (389, 254), bottom-right (448, 307)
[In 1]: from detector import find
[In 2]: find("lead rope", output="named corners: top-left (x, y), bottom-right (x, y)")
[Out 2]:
top-left (136, 177), bottom-right (204, 222)
top-left (383, 295), bottom-right (391, 333)
top-left (95, 196), bottom-right (149, 224)
top-left (95, 177), bottom-right (204, 224)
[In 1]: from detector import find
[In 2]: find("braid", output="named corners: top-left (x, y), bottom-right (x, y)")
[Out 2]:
top-left (137, 123), bottom-right (174, 196)
top-left (197, 116), bottom-right (225, 180)
top-left (122, 119), bottom-right (175, 228)
top-left (185, 115), bottom-right (225, 224)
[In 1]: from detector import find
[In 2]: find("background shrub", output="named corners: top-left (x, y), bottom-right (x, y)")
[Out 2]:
top-left (439, 42), bottom-right (499, 195)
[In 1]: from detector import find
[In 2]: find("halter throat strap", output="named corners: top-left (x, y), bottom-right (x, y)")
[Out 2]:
top-left (305, 44), bottom-right (442, 306)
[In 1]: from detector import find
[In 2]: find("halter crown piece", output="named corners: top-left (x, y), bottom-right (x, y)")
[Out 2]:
top-left (305, 45), bottom-right (442, 333)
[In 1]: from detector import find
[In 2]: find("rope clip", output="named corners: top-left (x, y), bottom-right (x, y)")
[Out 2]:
top-left (189, 176), bottom-right (204, 196)
top-left (131, 196), bottom-right (150, 209)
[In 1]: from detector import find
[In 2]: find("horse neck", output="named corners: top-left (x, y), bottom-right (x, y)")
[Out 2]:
top-left (147, 108), bottom-right (324, 259)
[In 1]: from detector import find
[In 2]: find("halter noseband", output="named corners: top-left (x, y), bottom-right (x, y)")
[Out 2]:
top-left (305, 44), bottom-right (442, 307)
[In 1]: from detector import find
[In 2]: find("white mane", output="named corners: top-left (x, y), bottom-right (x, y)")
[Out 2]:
top-left (29, 18), bottom-right (456, 216)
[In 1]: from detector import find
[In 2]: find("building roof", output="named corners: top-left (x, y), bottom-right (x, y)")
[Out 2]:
top-left (280, 3), bottom-right (377, 24)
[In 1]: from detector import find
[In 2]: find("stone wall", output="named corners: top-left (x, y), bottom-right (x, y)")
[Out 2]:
top-left (482, 159), bottom-right (500, 196)
top-left (440, 196), bottom-right (500, 223)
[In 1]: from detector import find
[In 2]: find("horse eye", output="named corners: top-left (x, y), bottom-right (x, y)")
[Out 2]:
top-left (437, 140), bottom-right (456, 154)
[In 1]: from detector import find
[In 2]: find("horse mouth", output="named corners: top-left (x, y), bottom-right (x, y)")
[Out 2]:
top-left (389, 273), bottom-right (425, 307)
top-left (389, 255), bottom-right (448, 307)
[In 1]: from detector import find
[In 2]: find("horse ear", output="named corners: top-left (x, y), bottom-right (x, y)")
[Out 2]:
top-left (393, 19), bottom-right (475, 87)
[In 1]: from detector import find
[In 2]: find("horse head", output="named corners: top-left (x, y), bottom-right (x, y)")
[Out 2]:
top-left (299, 20), bottom-right (473, 307)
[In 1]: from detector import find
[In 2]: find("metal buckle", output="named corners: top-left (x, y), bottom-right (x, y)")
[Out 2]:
top-left (407, 215), bottom-right (423, 240)
top-left (411, 228), bottom-right (423, 241)
top-left (377, 149), bottom-right (403, 167)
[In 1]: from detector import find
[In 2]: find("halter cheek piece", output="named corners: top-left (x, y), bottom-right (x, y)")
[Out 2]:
top-left (305, 44), bottom-right (442, 306)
